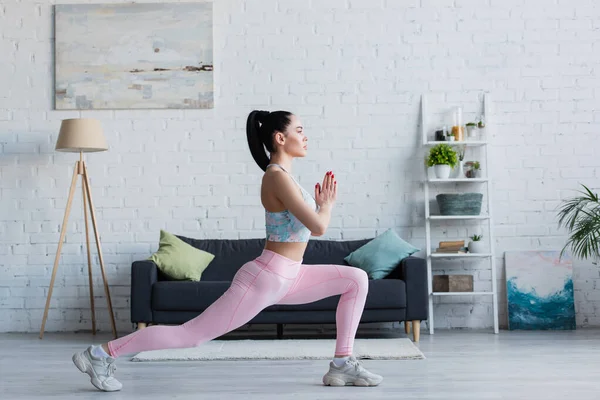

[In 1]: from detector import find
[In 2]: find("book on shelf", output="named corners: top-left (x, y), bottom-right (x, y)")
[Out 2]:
top-left (436, 245), bottom-right (463, 251)
top-left (434, 247), bottom-right (468, 254)
top-left (439, 240), bottom-right (465, 248)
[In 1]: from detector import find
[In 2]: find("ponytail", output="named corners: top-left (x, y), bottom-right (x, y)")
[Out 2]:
top-left (246, 110), bottom-right (271, 171)
top-left (246, 110), bottom-right (293, 172)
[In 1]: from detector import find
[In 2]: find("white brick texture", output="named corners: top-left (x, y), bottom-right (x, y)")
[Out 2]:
top-left (1, 0), bottom-right (599, 333)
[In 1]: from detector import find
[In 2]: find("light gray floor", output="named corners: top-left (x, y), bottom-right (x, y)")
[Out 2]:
top-left (1, 328), bottom-right (600, 400)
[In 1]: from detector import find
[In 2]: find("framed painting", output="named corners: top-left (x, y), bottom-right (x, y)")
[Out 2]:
top-left (505, 251), bottom-right (576, 330)
top-left (55, 2), bottom-right (213, 109)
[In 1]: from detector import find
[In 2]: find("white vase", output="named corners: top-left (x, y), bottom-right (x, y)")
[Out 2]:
top-left (467, 126), bottom-right (478, 139)
top-left (468, 241), bottom-right (485, 253)
top-left (434, 164), bottom-right (451, 179)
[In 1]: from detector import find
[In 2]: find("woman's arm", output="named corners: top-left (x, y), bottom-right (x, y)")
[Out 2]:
top-left (271, 170), bottom-right (336, 236)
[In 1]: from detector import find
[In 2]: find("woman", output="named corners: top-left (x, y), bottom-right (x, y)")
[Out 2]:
top-left (72, 110), bottom-right (383, 392)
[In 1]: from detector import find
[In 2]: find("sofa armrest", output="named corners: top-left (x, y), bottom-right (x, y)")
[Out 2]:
top-left (400, 256), bottom-right (428, 321)
top-left (130, 260), bottom-right (157, 324)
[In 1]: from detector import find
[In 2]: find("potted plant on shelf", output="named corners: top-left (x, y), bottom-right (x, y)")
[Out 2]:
top-left (557, 184), bottom-right (600, 263)
top-left (477, 117), bottom-right (486, 138)
top-left (466, 122), bottom-right (478, 139)
top-left (465, 161), bottom-right (481, 178)
top-left (426, 143), bottom-right (458, 179)
top-left (468, 234), bottom-right (484, 253)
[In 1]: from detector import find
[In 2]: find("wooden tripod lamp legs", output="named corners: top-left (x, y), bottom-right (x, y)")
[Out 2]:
top-left (82, 162), bottom-right (117, 338)
top-left (39, 160), bottom-right (117, 339)
top-left (39, 163), bottom-right (79, 339)
top-left (82, 171), bottom-right (96, 335)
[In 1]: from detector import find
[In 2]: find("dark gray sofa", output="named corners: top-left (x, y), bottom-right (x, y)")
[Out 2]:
top-left (130, 237), bottom-right (428, 341)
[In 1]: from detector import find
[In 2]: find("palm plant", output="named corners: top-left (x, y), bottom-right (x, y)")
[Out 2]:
top-left (557, 184), bottom-right (600, 262)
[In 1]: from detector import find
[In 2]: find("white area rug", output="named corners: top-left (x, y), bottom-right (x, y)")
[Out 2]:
top-left (131, 338), bottom-right (425, 362)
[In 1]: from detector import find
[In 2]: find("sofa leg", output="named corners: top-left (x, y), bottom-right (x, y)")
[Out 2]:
top-left (137, 322), bottom-right (147, 330)
top-left (412, 320), bottom-right (420, 342)
top-left (404, 321), bottom-right (411, 334)
top-left (277, 324), bottom-right (283, 339)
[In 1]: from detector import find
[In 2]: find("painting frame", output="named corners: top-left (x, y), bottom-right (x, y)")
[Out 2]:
top-left (54, 2), bottom-right (214, 110)
top-left (505, 250), bottom-right (576, 331)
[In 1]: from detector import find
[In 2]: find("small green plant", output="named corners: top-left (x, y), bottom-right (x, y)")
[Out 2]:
top-left (477, 117), bottom-right (485, 128)
top-left (426, 144), bottom-right (458, 168)
top-left (470, 234), bottom-right (482, 241)
top-left (466, 122), bottom-right (477, 127)
top-left (457, 144), bottom-right (466, 162)
top-left (464, 161), bottom-right (481, 178)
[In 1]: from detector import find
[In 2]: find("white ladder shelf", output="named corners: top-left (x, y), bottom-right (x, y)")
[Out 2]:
top-left (420, 93), bottom-right (499, 335)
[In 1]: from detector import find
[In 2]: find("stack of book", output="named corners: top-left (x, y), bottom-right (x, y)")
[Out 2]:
top-left (434, 240), bottom-right (467, 254)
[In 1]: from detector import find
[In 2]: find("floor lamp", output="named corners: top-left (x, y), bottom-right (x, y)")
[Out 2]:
top-left (39, 118), bottom-right (117, 339)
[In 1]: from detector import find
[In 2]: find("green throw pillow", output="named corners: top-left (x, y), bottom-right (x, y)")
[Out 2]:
top-left (344, 229), bottom-right (420, 280)
top-left (149, 230), bottom-right (215, 281)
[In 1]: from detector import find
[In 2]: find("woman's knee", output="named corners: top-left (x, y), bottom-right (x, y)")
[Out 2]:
top-left (350, 268), bottom-right (369, 292)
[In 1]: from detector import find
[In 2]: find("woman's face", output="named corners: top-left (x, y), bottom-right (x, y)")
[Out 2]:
top-left (275, 114), bottom-right (307, 157)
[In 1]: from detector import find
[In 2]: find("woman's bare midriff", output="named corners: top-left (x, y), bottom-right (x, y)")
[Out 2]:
top-left (264, 240), bottom-right (308, 263)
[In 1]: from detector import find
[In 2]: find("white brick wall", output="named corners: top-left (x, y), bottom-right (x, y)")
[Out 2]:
top-left (1, 0), bottom-right (599, 333)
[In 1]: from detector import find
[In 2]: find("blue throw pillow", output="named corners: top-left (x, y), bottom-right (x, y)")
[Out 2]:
top-left (344, 229), bottom-right (420, 279)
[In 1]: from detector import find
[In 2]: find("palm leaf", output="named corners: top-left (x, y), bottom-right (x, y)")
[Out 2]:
top-left (557, 184), bottom-right (600, 262)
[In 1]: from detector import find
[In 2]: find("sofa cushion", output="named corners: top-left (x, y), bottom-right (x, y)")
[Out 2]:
top-left (150, 230), bottom-right (215, 281)
top-left (152, 279), bottom-right (406, 312)
top-left (344, 229), bottom-right (419, 279)
top-left (304, 239), bottom-right (371, 265)
top-left (174, 237), bottom-right (266, 281)
top-left (168, 237), bottom-right (373, 282)
top-left (153, 281), bottom-right (232, 311)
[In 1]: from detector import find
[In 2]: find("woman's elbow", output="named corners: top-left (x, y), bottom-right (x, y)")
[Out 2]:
top-left (311, 224), bottom-right (326, 237)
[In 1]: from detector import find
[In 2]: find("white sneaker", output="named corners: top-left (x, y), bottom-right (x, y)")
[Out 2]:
top-left (322, 356), bottom-right (383, 387)
top-left (72, 345), bottom-right (123, 392)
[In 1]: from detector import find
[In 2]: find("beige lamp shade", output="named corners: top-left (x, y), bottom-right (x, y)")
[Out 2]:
top-left (55, 118), bottom-right (108, 153)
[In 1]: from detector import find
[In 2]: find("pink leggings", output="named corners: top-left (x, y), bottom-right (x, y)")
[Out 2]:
top-left (108, 249), bottom-right (369, 358)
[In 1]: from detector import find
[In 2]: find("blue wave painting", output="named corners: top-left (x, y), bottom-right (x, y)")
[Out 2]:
top-left (505, 251), bottom-right (576, 330)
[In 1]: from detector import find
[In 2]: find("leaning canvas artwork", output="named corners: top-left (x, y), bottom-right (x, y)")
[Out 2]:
top-left (55, 2), bottom-right (213, 109)
top-left (505, 251), bottom-right (576, 330)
